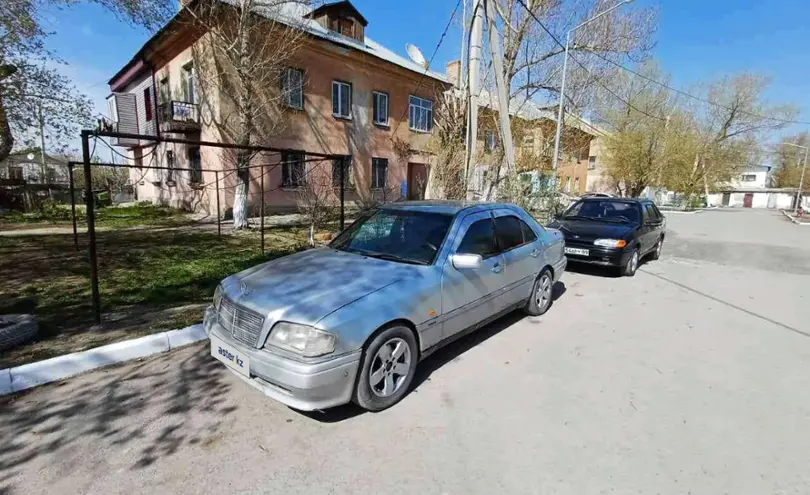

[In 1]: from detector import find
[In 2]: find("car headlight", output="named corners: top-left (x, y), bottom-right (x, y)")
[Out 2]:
top-left (265, 322), bottom-right (336, 357)
top-left (213, 284), bottom-right (222, 309)
top-left (594, 238), bottom-right (627, 248)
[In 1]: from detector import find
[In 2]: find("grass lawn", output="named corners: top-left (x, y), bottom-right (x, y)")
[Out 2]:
top-left (0, 225), bottom-right (309, 368)
top-left (0, 203), bottom-right (195, 230)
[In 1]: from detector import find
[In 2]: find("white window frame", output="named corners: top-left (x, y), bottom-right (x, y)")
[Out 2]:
top-left (332, 80), bottom-right (352, 119)
top-left (408, 95), bottom-right (433, 132)
top-left (372, 91), bottom-right (389, 126)
top-left (371, 157), bottom-right (388, 189)
top-left (484, 131), bottom-right (497, 152)
top-left (282, 67), bottom-right (304, 110)
top-left (741, 174), bottom-right (757, 182)
top-left (182, 63), bottom-right (196, 104)
top-left (588, 156), bottom-right (597, 170)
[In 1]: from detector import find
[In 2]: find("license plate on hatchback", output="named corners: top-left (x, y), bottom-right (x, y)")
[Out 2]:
top-left (564, 247), bottom-right (589, 257)
top-left (211, 335), bottom-right (250, 376)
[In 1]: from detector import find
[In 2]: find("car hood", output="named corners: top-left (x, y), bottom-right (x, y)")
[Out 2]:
top-left (549, 219), bottom-right (636, 241)
top-left (220, 247), bottom-right (416, 326)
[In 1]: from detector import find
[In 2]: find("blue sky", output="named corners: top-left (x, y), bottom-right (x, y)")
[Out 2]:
top-left (42, 0), bottom-right (810, 149)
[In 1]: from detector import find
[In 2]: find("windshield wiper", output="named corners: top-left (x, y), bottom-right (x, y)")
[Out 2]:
top-left (357, 250), bottom-right (428, 265)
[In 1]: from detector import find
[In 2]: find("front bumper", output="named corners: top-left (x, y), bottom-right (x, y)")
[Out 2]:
top-left (204, 306), bottom-right (361, 411)
top-left (564, 243), bottom-right (633, 268)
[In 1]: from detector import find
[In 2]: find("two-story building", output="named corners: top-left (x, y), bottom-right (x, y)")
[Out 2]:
top-left (445, 75), bottom-right (603, 199)
top-left (106, 0), bottom-right (450, 214)
top-left (0, 150), bottom-right (70, 186)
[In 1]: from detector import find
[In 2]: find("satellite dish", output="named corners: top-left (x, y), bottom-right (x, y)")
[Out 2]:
top-left (26, 153), bottom-right (35, 161)
top-left (406, 44), bottom-right (428, 69)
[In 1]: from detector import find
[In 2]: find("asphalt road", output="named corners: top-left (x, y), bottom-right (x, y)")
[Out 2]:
top-left (2, 209), bottom-right (809, 494)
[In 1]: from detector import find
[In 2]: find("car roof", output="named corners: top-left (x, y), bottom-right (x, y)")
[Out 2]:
top-left (578, 197), bottom-right (652, 204)
top-left (381, 200), bottom-right (517, 215)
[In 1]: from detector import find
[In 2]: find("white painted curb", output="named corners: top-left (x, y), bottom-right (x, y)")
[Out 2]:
top-left (0, 368), bottom-right (11, 396)
top-left (781, 210), bottom-right (810, 226)
top-left (1, 323), bottom-right (206, 395)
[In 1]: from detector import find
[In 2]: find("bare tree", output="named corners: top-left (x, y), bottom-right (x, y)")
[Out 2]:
top-left (187, 0), bottom-right (308, 229)
top-left (494, 0), bottom-right (656, 112)
top-left (773, 132), bottom-right (810, 188)
top-left (296, 167), bottom-right (335, 247)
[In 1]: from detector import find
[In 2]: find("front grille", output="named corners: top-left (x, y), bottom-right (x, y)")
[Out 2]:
top-left (217, 295), bottom-right (265, 347)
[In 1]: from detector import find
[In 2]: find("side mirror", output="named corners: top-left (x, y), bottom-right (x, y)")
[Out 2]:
top-left (451, 253), bottom-right (483, 270)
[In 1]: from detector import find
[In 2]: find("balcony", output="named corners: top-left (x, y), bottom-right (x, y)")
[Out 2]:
top-left (159, 101), bottom-right (200, 133)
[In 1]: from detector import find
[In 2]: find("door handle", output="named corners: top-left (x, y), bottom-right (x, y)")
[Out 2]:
top-left (492, 263), bottom-right (503, 273)
top-left (530, 249), bottom-right (540, 258)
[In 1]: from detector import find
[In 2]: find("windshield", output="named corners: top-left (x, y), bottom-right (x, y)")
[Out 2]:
top-left (330, 209), bottom-right (453, 265)
top-left (563, 199), bottom-right (641, 224)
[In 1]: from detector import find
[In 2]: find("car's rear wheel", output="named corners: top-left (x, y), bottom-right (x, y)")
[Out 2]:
top-left (622, 249), bottom-right (639, 277)
top-left (353, 325), bottom-right (418, 411)
top-left (525, 268), bottom-right (554, 316)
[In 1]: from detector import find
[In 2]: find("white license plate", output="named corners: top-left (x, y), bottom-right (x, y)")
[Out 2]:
top-left (211, 335), bottom-right (250, 377)
top-left (565, 247), bottom-right (589, 256)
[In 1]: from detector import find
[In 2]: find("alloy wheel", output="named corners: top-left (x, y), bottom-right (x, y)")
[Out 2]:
top-left (369, 337), bottom-right (412, 398)
top-left (535, 273), bottom-right (553, 311)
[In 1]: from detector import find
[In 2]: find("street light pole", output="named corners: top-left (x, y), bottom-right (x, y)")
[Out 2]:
top-left (783, 142), bottom-right (808, 213)
top-left (551, 0), bottom-right (633, 175)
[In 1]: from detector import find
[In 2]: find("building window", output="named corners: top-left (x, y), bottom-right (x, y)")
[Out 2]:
top-left (331, 156), bottom-right (353, 188)
top-left (182, 63), bottom-right (196, 103)
top-left (189, 147), bottom-right (202, 183)
top-left (409, 96), bottom-right (433, 132)
top-left (574, 177), bottom-right (580, 193)
top-left (281, 68), bottom-right (304, 109)
top-left (144, 87), bottom-right (153, 122)
top-left (330, 17), bottom-right (355, 37)
top-left (281, 151), bottom-right (305, 188)
top-left (741, 174), bottom-right (757, 182)
top-left (484, 131), bottom-right (497, 152)
top-left (371, 157), bottom-right (388, 189)
top-left (588, 156), bottom-right (596, 170)
top-left (332, 80), bottom-right (352, 119)
top-left (564, 176), bottom-right (571, 192)
top-left (372, 91), bottom-right (389, 126)
top-left (159, 77), bottom-right (170, 104)
top-left (8, 166), bottom-right (23, 180)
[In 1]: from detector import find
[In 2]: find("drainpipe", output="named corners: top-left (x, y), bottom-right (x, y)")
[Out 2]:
top-left (149, 61), bottom-right (161, 139)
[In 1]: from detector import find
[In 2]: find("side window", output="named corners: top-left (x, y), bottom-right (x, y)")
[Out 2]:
top-left (457, 218), bottom-right (498, 258)
top-left (494, 216), bottom-right (524, 251)
top-left (521, 219), bottom-right (538, 243)
top-left (650, 204), bottom-right (663, 221)
top-left (641, 204), bottom-right (650, 223)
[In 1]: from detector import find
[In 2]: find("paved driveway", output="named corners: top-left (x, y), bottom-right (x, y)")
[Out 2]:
top-left (2, 209), bottom-right (809, 494)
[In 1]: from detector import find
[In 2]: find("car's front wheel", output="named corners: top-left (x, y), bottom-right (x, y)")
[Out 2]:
top-left (353, 325), bottom-right (418, 411)
top-left (622, 249), bottom-right (639, 277)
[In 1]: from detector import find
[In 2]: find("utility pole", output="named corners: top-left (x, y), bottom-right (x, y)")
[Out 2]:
top-left (464, 0), bottom-right (483, 198)
top-left (484, 0), bottom-right (515, 200)
top-left (551, 0), bottom-right (633, 174)
top-left (36, 101), bottom-right (52, 197)
top-left (783, 142), bottom-right (808, 214)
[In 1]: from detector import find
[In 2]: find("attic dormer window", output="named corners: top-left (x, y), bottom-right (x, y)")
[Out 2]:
top-left (330, 17), bottom-right (354, 38)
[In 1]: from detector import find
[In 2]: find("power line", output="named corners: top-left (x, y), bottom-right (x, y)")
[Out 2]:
top-left (513, 0), bottom-right (667, 122)
top-left (514, 0), bottom-right (810, 127)
top-left (584, 50), bottom-right (810, 126)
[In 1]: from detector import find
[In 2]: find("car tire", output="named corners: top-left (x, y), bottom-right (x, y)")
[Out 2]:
top-left (622, 249), bottom-right (639, 277)
top-left (525, 268), bottom-right (554, 316)
top-left (650, 237), bottom-right (663, 260)
top-left (353, 325), bottom-right (418, 412)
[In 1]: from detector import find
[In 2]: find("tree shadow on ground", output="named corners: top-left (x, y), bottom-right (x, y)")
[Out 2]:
top-left (302, 281), bottom-right (567, 423)
top-left (0, 343), bottom-right (236, 493)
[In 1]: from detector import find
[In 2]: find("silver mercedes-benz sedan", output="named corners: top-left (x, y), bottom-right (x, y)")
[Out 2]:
top-left (204, 201), bottom-right (566, 411)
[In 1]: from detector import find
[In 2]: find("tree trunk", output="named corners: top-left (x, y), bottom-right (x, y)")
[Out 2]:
top-left (231, 12), bottom-right (253, 231)
top-left (0, 93), bottom-right (13, 163)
